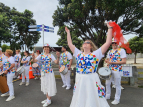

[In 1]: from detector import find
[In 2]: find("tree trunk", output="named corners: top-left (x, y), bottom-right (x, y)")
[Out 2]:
top-left (134, 52), bottom-right (137, 64)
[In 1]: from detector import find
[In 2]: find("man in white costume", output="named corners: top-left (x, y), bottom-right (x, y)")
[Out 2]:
top-left (105, 40), bottom-right (127, 105)
top-left (59, 46), bottom-right (73, 90)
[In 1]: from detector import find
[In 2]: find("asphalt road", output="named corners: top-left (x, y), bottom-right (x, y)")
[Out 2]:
top-left (0, 79), bottom-right (143, 107)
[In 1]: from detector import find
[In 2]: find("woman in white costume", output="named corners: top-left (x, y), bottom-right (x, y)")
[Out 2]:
top-left (65, 22), bottom-right (112, 107)
top-left (19, 51), bottom-right (31, 86)
top-left (1, 49), bottom-right (15, 101)
top-left (32, 43), bottom-right (60, 107)
top-left (14, 49), bottom-right (21, 79)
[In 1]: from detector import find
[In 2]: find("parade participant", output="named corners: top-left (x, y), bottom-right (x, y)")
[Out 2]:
top-left (59, 46), bottom-right (73, 90)
top-left (105, 40), bottom-right (126, 105)
top-left (112, 80), bottom-right (124, 90)
top-left (19, 51), bottom-right (31, 86)
top-left (0, 48), bottom-right (7, 73)
top-left (1, 49), bottom-right (15, 101)
top-left (32, 43), bottom-right (60, 107)
top-left (14, 49), bottom-right (21, 79)
top-left (32, 50), bottom-right (41, 79)
top-left (65, 22), bottom-right (112, 106)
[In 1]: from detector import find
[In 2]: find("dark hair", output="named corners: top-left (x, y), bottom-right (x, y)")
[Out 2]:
top-left (36, 50), bottom-right (41, 54)
top-left (25, 51), bottom-right (30, 55)
top-left (62, 46), bottom-right (67, 50)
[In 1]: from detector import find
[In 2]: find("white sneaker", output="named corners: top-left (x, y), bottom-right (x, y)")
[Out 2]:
top-left (111, 100), bottom-right (120, 105)
top-left (19, 82), bottom-right (25, 86)
top-left (25, 82), bottom-right (29, 86)
top-left (112, 84), bottom-right (116, 89)
top-left (62, 85), bottom-right (67, 88)
top-left (121, 86), bottom-right (124, 90)
top-left (6, 96), bottom-right (15, 101)
top-left (43, 100), bottom-right (51, 107)
top-left (1, 93), bottom-right (9, 97)
top-left (17, 76), bottom-right (20, 79)
top-left (66, 87), bottom-right (71, 90)
top-left (41, 99), bottom-right (47, 104)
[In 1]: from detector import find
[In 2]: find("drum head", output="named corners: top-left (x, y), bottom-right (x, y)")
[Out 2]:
top-left (32, 63), bottom-right (38, 67)
top-left (98, 67), bottom-right (111, 76)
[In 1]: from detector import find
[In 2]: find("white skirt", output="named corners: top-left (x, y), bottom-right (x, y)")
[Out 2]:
top-left (70, 73), bottom-right (110, 107)
top-left (41, 71), bottom-right (57, 96)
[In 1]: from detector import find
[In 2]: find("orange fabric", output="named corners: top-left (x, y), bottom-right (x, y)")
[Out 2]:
top-left (109, 22), bottom-right (132, 54)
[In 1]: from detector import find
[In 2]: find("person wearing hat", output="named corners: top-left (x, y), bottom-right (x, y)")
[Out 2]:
top-left (59, 46), bottom-right (73, 90)
top-left (105, 39), bottom-right (127, 105)
top-left (0, 48), bottom-right (7, 73)
top-left (1, 49), bottom-right (15, 101)
top-left (14, 49), bottom-right (21, 79)
top-left (19, 51), bottom-right (31, 86)
top-left (32, 43), bottom-right (60, 107)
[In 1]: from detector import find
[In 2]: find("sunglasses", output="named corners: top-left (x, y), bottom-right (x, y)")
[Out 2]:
top-left (83, 42), bottom-right (91, 44)
top-left (112, 42), bottom-right (117, 44)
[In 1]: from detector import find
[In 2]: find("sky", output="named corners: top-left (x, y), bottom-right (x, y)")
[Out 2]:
top-left (1, 0), bottom-right (136, 48)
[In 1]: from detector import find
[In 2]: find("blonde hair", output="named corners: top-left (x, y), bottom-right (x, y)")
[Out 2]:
top-left (81, 40), bottom-right (98, 52)
top-left (6, 49), bottom-right (13, 56)
top-left (16, 49), bottom-right (20, 52)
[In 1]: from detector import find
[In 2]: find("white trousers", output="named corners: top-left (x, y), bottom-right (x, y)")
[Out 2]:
top-left (106, 71), bottom-right (121, 101)
top-left (60, 70), bottom-right (71, 87)
top-left (22, 66), bottom-right (30, 83)
top-left (7, 72), bottom-right (15, 96)
top-left (15, 62), bottom-right (20, 70)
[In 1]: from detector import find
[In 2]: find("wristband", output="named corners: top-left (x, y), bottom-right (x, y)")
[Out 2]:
top-left (108, 27), bottom-right (113, 29)
top-left (7, 70), bottom-right (10, 72)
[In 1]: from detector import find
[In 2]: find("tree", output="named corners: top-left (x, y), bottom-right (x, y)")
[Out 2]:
top-left (128, 36), bottom-right (143, 64)
top-left (0, 3), bottom-right (41, 52)
top-left (1, 44), bottom-right (10, 52)
top-left (53, 0), bottom-right (143, 66)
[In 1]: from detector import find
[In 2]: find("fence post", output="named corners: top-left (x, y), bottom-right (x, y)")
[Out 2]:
top-left (130, 66), bottom-right (138, 86)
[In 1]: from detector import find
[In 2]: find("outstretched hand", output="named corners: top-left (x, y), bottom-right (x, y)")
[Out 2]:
top-left (65, 27), bottom-right (70, 34)
top-left (107, 21), bottom-right (112, 28)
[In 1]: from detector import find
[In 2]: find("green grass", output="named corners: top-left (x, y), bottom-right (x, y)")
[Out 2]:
top-left (138, 72), bottom-right (143, 74)
top-left (138, 78), bottom-right (143, 80)
top-left (55, 75), bottom-right (61, 79)
top-left (138, 86), bottom-right (143, 88)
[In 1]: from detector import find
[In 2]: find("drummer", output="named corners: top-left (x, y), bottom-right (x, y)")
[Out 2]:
top-left (1, 49), bottom-right (15, 101)
top-left (59, 46), bottom-right (73, 90)
top-left (65, 21), bottom-right (112, 106)
top-left (0, 48), bottom-right (7, 73)
top-left (105, 39), bottom-right (127, 105)
top-left (14, 49), bottom-right (21, 79)
top-left (19, 51), bottom-right (31, 86)
top-left (31, 50), bottom-right (41, 79)
top-left (32, 43), bottom-right (60, 107)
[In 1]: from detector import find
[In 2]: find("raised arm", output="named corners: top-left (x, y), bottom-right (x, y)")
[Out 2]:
top-left (65, 27), bottom-right (75, 54)
top-left (101, 23), bottom-right (113, 55)
top-left (54, 51), bottom-right (60, 64)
